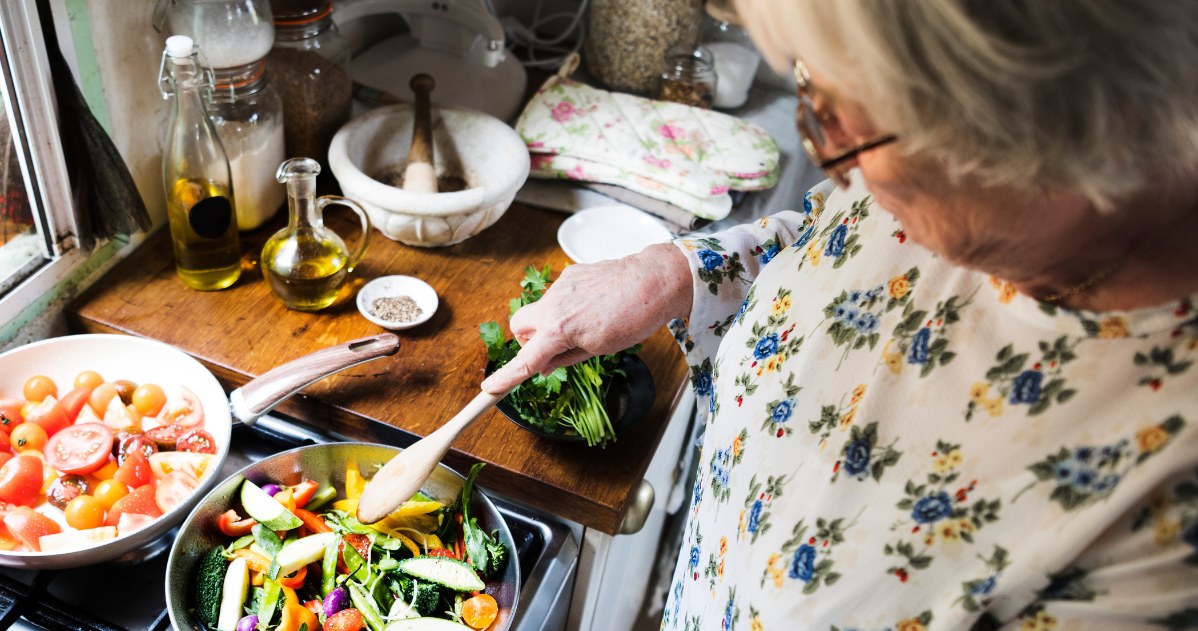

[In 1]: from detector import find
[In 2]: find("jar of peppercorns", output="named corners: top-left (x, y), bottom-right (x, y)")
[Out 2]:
top-left (657, 44), bottom-right (717, 109)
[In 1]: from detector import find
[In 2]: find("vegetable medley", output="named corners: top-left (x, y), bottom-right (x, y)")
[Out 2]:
top-left (196, 462), bottom-right (509, 631)
top-left (0, 372), bottom-right (217, 552)
top-left (480, 265), bottom-right (637, 447)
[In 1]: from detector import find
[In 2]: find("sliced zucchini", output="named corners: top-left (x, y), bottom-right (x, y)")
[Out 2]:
top-left (395, 556), bottom-right (485, 592)
top-left (273, 531), bottom-right (338, 579)
top-left (217, 556), bottom-right (249, 631)
top-left (240, 479), bottom-right (303, 530)
top-left (387, 597), bottom-right (420, 621)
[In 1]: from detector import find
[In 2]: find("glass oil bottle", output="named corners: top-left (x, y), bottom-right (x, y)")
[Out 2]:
top-left (262, 157), bottom-right (371, 311)
top-left (159, 34), bottom-right (241, 290)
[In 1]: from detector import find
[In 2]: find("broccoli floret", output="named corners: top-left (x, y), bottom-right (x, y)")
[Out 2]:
top-left (482, 536), bottom-right (509, 577)
top-left (194, 546), bottom-right (227, 629)
top-left (389, 576), bottom-right (442, 617)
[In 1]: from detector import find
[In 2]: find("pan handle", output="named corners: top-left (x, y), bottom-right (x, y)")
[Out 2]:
top-left (228, 333), bottom-right (400, 425)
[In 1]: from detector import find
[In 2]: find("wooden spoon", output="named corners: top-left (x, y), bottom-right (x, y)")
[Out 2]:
top-left (357, 390), bottom-right (504, 524)
top-left (401, 73), bottom-right (438, 194)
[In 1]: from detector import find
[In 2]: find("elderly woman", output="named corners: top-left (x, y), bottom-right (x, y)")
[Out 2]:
top-left (484, 1), bottom-right (1198, 628)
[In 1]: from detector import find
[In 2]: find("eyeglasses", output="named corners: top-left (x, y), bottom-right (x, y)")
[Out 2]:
top-left (793, 59), bottom-right (898, 187)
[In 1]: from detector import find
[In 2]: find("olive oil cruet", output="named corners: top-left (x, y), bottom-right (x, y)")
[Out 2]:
top-left (261, 157), bottom-right (371, 311)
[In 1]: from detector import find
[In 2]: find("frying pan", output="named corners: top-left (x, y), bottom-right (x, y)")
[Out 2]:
top-left (165, 443), bottom-right (520, 631)
top-left (0, 333), bottom-right (399, 570)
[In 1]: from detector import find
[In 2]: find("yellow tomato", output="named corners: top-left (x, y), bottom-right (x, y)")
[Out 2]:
top-left (93, 479), bottom-right (129, 510)
top-left (22, 376), bottom-right (57, 403)
top-left (73, 371), bottom-right (105, 391)
top-left (10, 423), bottom-right (48, 453)
top-left (64, 495), bottom-right (106, 530)
top-left (92, 460), bottom-right (119, 480)
top-left (131, 384), bottom-right (166, 417)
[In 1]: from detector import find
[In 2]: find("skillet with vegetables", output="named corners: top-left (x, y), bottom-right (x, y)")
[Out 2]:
top-left (193, 462), bottom-right (509, 631)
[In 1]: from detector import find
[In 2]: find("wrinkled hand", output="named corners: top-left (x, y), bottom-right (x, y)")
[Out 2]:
top-left (480, 243), bottom-right (693, 394)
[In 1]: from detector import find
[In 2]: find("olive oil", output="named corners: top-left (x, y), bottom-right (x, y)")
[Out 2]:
top-left (261, 231), bottom-right (348, 311)
top-left (167, 177), bottom-right (241, 290)
top-left (160, 36), bottom-right (242, 291)
top-left (262, 157), bottom-right (371, 311)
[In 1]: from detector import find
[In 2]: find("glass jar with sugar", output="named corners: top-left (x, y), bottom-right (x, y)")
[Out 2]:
top-left (701, 0), bottom-right (762, 110)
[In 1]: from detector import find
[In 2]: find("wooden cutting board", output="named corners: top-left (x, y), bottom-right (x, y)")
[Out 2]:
top-left (66, 202), bottom-right (690, 534)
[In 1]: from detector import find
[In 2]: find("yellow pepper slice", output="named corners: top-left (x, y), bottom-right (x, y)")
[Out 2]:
top-left (345, 462), bottom-right (366, 501)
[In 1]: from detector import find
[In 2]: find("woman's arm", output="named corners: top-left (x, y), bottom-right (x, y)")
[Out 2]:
top-left (481, 242), bottom-right (693, 394)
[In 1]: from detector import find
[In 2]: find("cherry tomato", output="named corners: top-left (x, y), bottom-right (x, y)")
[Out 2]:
top-left (324, 608), bottom-right (365, 631)
top-left (156, 386), bottom-right (204, 427)
top-left (88, 384), bottom-right (119, 416)
top-left (144, 424), bottom-right (186, 451)
top-left (426, 547), bottom-right (457, 559)
top-left (0, 400), bottom-right (24, 434)
top-left (93, 479), bottom-right (129, 510)
top-left (45, 474), bottom-right (92, 509)
top-left (154, 471), bottom-right (198, 514)
top-left (22, 376), bottom-right (57, 404)
top-left (131, 384), bottom-right (167, 417)
top-left (117, 434), bottom-right (158, 465)
top-left (114, 450), bottom-right (152, 488)
top-left (57, 387), bottom-right (93, 423)
top-left (176, 428), bottom-right (217, 454)
top-left (44, 423), bottom-right (114, 475)
top-left (64, 495), bottom-right (106, 530)
top-left (3, 506), bottom-right (61, 551)
top-left (22, 398), bottom-right (69, 437)
top-left (461, 593), bottom-right (499, 630)
top-left (73, 371), bottom-right (105, 391)
top-left (105, 483), bottom-right (161, 527)
top-left (0, 456), bottom-right (45, 506)
top-left (9, 423), bottom-right (48, 453)
top-left (92, 459), bottom-right (119, 480)
top-left (112, 380), bottom-right (137, 406)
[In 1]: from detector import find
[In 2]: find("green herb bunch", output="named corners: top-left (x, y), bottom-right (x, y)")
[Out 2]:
top-left (480, 265), bottom-right (633, 447)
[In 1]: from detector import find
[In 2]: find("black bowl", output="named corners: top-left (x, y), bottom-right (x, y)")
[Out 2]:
top-left (491, 354), bottom-right (655, 444)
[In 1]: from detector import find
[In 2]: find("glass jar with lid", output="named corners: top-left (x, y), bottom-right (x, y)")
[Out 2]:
top-left (207, 60), bottom-right (287, 231)
top-left (657, 44), bottom-right (717, 109)
top-left (701, 0), bottom-right (762, 109)
top-left (266, 0), bottom-right (353, 169)
top-left (585, 0), bottom-right (703, 95)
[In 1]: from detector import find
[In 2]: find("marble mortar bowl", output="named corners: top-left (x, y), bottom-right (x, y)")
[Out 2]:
top-left (328, 103), bottom-right (530, 247)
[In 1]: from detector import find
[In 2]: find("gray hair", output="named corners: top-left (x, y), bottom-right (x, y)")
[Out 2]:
top-left (736, 0), bottom-right (1198, 209)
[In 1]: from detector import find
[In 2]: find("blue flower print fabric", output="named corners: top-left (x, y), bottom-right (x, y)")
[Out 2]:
top-left (663, 179), bottom-right (1198, 630)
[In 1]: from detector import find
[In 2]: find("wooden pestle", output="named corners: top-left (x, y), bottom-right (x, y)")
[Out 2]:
top-left (401, 74), bottom-right (439, 194)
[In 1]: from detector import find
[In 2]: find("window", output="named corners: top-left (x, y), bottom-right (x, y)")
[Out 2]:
top-left (0, 0), bottom-right (83, 327)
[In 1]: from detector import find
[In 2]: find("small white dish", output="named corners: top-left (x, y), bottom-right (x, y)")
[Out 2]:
top-left (557, 205), bottom-right (674, 264)
top-left (357, 275), bottom-right (439, 330)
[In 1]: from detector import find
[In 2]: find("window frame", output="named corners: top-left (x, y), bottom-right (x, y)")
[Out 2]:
top-left (0, 0), bottom-right (84, 325)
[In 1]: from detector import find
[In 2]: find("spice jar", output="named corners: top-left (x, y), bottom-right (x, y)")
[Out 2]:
top-left (701, 0), bottom-right (762, 109)
top-left (585, 0), bottom-right (702, 95)
top-left (207, 60), bottom-right (286, 230)
top-left (266, 0), bottom-right (353, 169)
top-left (657, 44), bottom-right (717, 109)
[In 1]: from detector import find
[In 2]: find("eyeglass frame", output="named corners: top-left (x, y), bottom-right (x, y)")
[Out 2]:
top-left (793, 59), bottom-right (898, 187)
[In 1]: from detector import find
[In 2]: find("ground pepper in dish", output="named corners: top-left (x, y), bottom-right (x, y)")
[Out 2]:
top-left (371, 295), bottom-right (422, 323)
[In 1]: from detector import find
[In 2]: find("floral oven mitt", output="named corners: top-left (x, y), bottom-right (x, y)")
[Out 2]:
top-left (514, 67), bottom-right (780, 221)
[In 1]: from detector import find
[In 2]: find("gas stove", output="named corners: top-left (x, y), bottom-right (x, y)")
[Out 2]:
top-left (0, 415), bottom-right (578, 631)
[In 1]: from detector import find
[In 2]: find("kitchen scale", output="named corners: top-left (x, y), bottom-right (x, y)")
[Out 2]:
top-left (336, 0), bottom-right (528, 121)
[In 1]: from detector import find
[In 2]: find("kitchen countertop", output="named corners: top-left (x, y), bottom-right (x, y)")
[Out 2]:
top-left (65, 202), bottom-right (690, 535)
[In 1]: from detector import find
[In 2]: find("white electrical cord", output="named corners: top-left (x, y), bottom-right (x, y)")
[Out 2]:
top-left (484, 0), bottom-right (589, 70)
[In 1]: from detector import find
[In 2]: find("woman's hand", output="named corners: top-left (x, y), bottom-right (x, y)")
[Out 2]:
top-left (480, 243), bottom-right (693, 394)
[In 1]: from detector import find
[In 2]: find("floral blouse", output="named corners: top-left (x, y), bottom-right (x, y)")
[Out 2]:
top-left (662, 179), bottom-right (1198, 631)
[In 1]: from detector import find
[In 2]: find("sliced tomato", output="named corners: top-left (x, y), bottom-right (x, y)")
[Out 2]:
top-left (147, 451), bottom-right (215, 481)
top-left (155, 386), bottom-right (204, 428)
top-left (0, 455), bottom-right (45, 506)
top-left (2, 506), bottom-right (60, 551)
top-left (176, 428), bottom-right (217, 454)
top-left (115, 512), bottom-right (156, 536)
top-left (45, 474), bottom-right (91, 509)
top-left (0, 400), bottom-right (23, 434)
top-left (23, 397), bottom-right (69, 437)
top-left (102, 396), bottom-right (139, 433)
top-left (105, 483), bottom-right (161, 527)
top-left (58, 387), bottom-right (93, 423)
top-left (426, 547), bottom-right (458, 559)
top-left (44, 423), bottom-right (114, 475)
top-left (117, 434), bottom-right (158, 465)
top-left (114, 450), bottom-right (152, 488)
top-left (74, 403), bottom-right (103, 425)
top-left (144, 424), bottom-right (186, 451)
top-left (337, 533), bottom-right (372, 574)
top-left (38, 526), bottom-right (117, 553)
top-left (154, 470), bottom-right (198, 514)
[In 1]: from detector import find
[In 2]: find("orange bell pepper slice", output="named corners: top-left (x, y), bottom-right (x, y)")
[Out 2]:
top-left (277, 563), bottom-right (307, 589)
top-left (294, 508), bottom-right (332, 534)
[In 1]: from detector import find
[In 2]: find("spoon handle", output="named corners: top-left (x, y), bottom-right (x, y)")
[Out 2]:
top-left (357, 390), bottom-right (503, 524)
